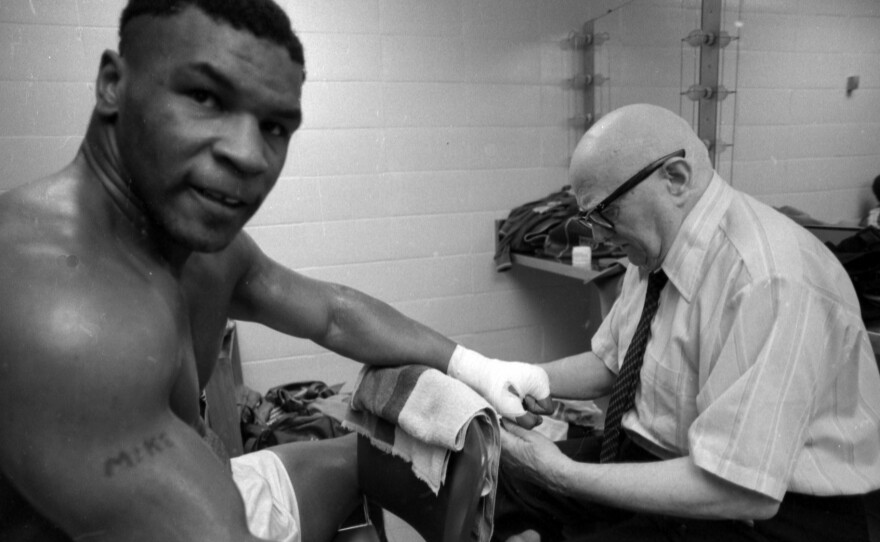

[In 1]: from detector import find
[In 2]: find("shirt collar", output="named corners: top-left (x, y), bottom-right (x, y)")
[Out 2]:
top-left (660, 173), bottom-right (732, 302)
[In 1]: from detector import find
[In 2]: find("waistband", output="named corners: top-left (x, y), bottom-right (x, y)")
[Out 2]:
top-left (781, 490), bottom-right (871, 513)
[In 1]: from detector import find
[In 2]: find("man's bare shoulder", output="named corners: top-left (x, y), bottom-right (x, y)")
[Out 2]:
top-left (0, 174), bottom-right (98, 256)
top-left (0, 176), bottom-right (184, 391)
top-left (0, 175), bottom-right (196, 523)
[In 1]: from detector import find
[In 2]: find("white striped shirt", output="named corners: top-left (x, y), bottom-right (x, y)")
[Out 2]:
top-left (592, 174), bottom-right (880, 500)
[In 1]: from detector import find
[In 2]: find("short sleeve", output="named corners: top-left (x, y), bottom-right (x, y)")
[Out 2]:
top-left (688, 276), bottom-right (853, 499)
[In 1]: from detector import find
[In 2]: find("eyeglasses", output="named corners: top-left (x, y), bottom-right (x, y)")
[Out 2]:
top-left (577, 149), bottom-right (686, 231)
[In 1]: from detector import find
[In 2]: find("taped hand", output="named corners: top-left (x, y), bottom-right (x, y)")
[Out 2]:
top-left (447, 345), bottom-right (554, 428)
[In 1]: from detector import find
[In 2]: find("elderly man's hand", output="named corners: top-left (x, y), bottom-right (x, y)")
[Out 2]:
top-left (447, 346), bottom-right (553, 428)
top-left (500, 419), bottom-right (568, 488)
top-left (518, 394), bottom-right (556, 428)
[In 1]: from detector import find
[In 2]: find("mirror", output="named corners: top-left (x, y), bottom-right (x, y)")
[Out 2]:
top-left (580, 0), bottom-right (879, 225)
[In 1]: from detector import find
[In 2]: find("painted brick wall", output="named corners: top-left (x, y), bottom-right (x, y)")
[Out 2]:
top-left (588, 0), bottom-right (880, 224)
top-left (2, 0), bottom-right (878, 393)
top-left (720, 0), bottom-right (880, 223)
top-left (239, 0), bottom-right (625, 390)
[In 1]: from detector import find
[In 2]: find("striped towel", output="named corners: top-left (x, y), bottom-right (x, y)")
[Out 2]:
top-left (339, 364), bottom-right (500, 542)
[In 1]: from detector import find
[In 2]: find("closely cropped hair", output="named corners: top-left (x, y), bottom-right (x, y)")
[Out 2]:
top-left (119, 0), bottom-right (305, 69)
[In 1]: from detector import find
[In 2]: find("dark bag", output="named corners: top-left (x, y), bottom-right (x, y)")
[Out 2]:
top-left (494, 186), bottom-right (585, 271)
top-left (239, 380), bottom-right (350, 452)
top-left (827, 226), bottom-right (880, 320)
top-left (494, 186), bottom-right (620, 271)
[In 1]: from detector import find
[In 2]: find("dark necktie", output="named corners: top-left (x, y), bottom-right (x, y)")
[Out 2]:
top-left (599, 270), bottom-right (669, 463)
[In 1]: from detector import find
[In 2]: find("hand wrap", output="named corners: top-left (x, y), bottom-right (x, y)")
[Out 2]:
top-left (447, 345), bottom-right (550, 422)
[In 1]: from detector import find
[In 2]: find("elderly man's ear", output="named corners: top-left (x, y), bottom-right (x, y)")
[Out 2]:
top-left (95, 50), bottom-right (124, 119)
top-left (662, 157), bottom-right (692, 198)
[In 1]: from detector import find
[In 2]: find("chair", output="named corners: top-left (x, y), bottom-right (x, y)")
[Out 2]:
top-left (357, 423), bottom-right (489, 542)
top-left (205, 323), bottom-right (491, 542)
top-left (204, 320), bottom-right (245, 457)
top-left (862, 329), bottom-right (880, 542)
top-left (866, 488), bottom-right (880, 542)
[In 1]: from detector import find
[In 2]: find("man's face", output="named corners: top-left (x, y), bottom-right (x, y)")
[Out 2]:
top-left (576, 171), bottom-right (666, 271)
top-left (114, 7), bottom-right (303, 252)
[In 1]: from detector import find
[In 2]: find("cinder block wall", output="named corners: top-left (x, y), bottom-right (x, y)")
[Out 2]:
top-left (2, 0), bottom-right (878, 392)
top-left (720, 0), bottom-right (880, 222)
top-left (238, 0), bottom-right (621, 390)
top-left (589, 0), bottom-right (880, 224)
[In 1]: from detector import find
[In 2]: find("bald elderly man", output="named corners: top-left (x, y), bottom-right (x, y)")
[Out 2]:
top-left (494, 104), bottom-right (880, 542)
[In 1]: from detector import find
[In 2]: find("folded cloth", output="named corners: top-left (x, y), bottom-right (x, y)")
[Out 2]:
top-left (335, 364), bottom-right (501, 542)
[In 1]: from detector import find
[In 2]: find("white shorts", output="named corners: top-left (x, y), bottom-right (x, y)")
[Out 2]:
top-left (231, 450), bottom-right (301, 542)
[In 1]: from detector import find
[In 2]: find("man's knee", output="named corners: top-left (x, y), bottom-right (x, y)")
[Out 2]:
top-left (270, 433), bottom-right (359, 478)
top-left (268, 434), bottom-right (362, 542)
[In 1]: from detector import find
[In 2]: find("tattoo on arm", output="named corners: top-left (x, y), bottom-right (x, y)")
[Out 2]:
top-left (103, 432), bottom-right (174, 477)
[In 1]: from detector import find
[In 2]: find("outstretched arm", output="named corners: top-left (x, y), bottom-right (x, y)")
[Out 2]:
top-left (228, 235), bottom-right (550, 423)
top-left (228, 234), bottom-right (456, 370)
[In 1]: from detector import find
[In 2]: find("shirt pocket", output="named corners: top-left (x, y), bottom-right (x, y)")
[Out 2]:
top-left (637, 351), bottom-right (698, 447)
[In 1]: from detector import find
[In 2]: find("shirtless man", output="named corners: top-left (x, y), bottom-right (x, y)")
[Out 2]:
top-left (0, 1), bottom-right (549, 541)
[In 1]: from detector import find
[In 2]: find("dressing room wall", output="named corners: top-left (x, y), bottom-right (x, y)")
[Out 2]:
top-left (2, 0), bottom-right (878, 392)
top-left (584, 0), bottom-right (880, 223)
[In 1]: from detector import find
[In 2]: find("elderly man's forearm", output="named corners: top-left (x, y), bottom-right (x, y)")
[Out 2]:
top-left (548, 455), bottom-right (780, 521)
top-left (541, 351), bottom-right (615, 399)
